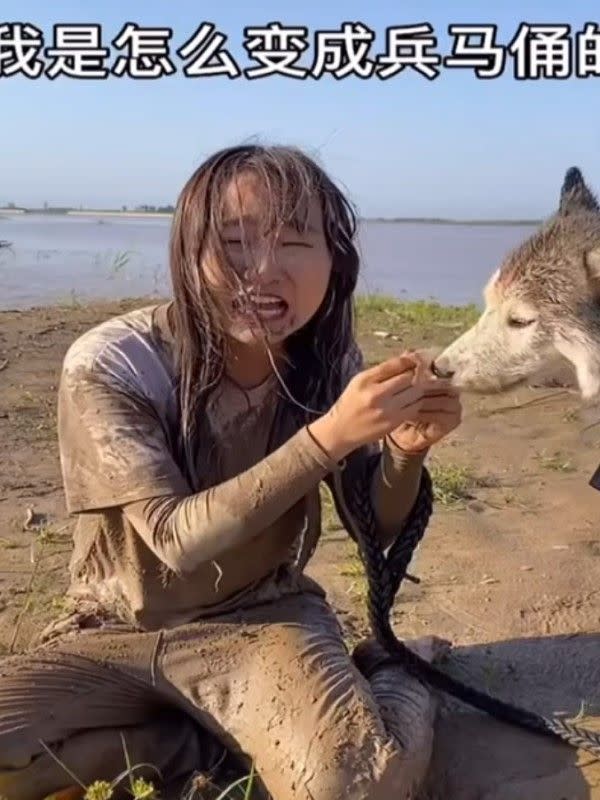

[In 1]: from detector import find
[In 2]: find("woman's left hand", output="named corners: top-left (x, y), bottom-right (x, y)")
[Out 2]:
top-left (387, 353), bottom-right (463, 454)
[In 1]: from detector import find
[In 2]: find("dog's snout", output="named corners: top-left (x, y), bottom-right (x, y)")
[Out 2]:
top-left (431, 359), bottom-right (455, 379)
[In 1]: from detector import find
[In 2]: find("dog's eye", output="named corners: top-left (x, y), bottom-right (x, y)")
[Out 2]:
top-left (507, 316), bottom-right (535, 328)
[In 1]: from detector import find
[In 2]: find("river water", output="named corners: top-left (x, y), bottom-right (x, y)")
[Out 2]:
top-left (0, 213), bottom-right (538, 310)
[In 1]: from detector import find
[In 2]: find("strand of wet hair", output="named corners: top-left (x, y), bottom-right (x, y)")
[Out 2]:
top-left (230, 274), bottom-right (323, 413)
top-left (329, 455), bottom-right (600, 758)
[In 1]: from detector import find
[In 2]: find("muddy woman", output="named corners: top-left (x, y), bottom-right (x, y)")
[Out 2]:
top-left (0, 144), bottom-right (461, 800)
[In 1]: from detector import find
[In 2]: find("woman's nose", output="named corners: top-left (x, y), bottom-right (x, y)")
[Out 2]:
top-left (245, 249), bottom-right (279, 280)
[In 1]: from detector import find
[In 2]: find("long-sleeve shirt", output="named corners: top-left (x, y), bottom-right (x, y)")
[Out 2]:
top-left (57, 301), bottom-right (425, 631)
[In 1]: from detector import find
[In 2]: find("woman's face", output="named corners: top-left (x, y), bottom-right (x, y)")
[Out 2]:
top-left (203, 171), bottom-right (333, 348)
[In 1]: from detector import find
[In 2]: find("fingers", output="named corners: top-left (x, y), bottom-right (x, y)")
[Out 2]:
top-left (415, 412), bottom-right (461, 432)
top-left (379, 370), bottom-right (418, 396)
top-left (355, 353), bottom-right (462, 435)
top-left (408, 350), bottom-right (431, 383)
top-left (361, 350), bottom-right (458, 388)
top-left (375, 372), bottom-right (459, 406)
top-left (416, 392), bottom-right (462, 423)
top-left (361, 351), bottom-right (457, 390)
top-left (363, 353), bottom-right (419, 383)
top-left (418, 393), bottom-right (461, 411)
top-left (389, 385), bottom-right (424, 412)
top-left (417, 378), bottom-right (454, 395)
top-left (378, 372), bottom-right (442, 405)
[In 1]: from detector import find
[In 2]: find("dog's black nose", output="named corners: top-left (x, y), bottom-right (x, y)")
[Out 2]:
top-left (431, 359), bottom-right (455, 379)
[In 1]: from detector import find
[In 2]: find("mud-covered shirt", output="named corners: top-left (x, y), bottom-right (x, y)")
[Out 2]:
top-left (57, 302), bottom-right (424, 630)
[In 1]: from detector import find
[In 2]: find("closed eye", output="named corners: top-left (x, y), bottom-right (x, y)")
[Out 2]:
top-left (507, 316), bottom-right (536, 328)
top-left (224, 239), bottom-right (312, 248)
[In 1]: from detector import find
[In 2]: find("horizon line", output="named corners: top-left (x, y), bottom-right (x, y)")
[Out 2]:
top-left (0, 207), bottom-right (543, 226)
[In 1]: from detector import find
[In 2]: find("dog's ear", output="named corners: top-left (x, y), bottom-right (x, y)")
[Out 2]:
top-left (560, 167), bottom-right (600, 216)
top-left (584, 246), bottom-right (600, 300)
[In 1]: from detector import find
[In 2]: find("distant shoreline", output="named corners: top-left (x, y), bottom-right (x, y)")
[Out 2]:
top-left (0, 208), bottom-right (542, 226)
top-left (365, 217), bottom-right (540, 226)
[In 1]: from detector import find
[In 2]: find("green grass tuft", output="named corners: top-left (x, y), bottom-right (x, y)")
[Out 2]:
top-left (429, 462), bottom-right (475, 506)
top-left (536, 450), bottom-right (576, 473)
top-left (354, 294), bottom-right (480, 329)
top-left (84, 782), bottom-right (113, 800)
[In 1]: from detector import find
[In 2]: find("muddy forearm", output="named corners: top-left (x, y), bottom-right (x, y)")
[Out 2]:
top-left (122, 426), bottom-right (339, 574)
top-left (370, 438), bottom-right (428, 549)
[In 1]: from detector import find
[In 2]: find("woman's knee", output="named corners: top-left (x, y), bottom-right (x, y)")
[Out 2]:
top-left (162, 595), bottom-right (436, 799)
top-left (269, 725), bottom-right (433, 800)
top-left (239, 635), bottom-right (434, 799)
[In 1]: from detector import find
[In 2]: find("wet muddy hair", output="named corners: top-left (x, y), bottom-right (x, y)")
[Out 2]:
top-left (167, 143), bottom-right (360, 487)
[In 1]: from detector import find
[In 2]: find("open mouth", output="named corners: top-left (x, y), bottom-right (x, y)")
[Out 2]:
top-left (233, 293), bottom-right (289, 322)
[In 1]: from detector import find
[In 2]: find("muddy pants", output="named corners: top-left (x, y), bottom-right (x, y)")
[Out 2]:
top-left (0, 587), bottom-right (437, 800)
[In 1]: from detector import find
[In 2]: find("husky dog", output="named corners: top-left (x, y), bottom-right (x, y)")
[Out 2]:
top-left (432, 167), bottom-right (600, 399)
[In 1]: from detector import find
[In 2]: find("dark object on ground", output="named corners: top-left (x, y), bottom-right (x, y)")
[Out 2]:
top-left (331, 454), bottom-right (600, 757)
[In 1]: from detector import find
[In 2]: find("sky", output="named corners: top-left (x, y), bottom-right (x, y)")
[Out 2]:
top-left (2, 0), bottom-right (600, 218)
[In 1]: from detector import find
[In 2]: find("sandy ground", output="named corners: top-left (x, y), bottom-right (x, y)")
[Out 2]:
top-left (1, 297), bottom-right (599, 798)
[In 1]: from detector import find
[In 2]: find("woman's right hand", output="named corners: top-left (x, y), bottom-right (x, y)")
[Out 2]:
top-left (308, 353), bottom-right (437, 461)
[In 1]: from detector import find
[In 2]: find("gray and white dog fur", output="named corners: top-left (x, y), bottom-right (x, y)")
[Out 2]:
top-left (433, 167), bottom-right (600, 400)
